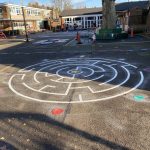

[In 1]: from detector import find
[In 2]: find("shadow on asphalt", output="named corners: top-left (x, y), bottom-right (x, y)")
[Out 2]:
top-left (0, 111), bottom-right (129, 150)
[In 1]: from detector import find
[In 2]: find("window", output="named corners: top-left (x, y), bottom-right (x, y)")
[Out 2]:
top-left (75, 17), bottom-right (81, 21)
top-left (27, 10), bottom-right (31, 15)
top-left (0, 8), bottom-right (2, 14)
top-left (16, 8), bottom-right (21, 15)
top-left (88, 17), bottom-right (95, 20)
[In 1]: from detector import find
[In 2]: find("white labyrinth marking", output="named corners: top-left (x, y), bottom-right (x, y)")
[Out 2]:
top-left (39, 85), bottom-right (56, 91)
top-left (21, 74), bottom-right (26, 80)
top-left (33, 62), bottom-right (63, 83)
top-left (22, 82), bottom-right (72, 95)
top-left (79, 94), bottom-right (83, 101)
top-left (56, 67), bottom-right (73, 79)
top-left (92, 65), bottom-right (105, 72)
top-left (51, 74), bottom-right (104, 84)
top-left (88, 64), bottom-right (130, 93)
top-left (19, 61), bottom-right (62, 72)
top-left (8, 72), bottom-right (144, 103)
top-left (45, 73), bottom-right (56, 77)
top-left (8, 58), bottom-right (145, 103)
top-left (34, 40), bottom-right (48, 44)
top-left (99, 64), bottom-right (118, 85)
top-left (56, 77), bottom-right (64, 81)
top-left (80, 55), bottom-right (85, 58)
top-left (80, 67), bottom-right (94, 77)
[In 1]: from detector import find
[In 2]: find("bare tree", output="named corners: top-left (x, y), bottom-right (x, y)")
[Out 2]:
top-left (102, 0), bottom-right (116, 29)
top-left (74, 1), bottom-right (86, 9)
top-left (50, 0), bottom-right (72, 11)
top-left (28, 2), bottom-right (40, 8)
top-left (63, 0), bottom-right (72, 10)
top-left (50, 0), bottom-right (63, 12)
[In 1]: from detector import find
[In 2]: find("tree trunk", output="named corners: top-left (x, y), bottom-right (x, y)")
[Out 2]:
top-left (102, 0), bottom-right (116, 29)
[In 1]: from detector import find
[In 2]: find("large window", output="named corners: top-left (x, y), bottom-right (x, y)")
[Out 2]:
top-left (16, 7), bottom-right (21, 15)
top-left (27, 9), bottom-right (41, 16)
top-left (88, 16), bottom-right (95, 20)
top-left (0, 8), bottom-right (2, 14)
top-left (0, 21), bottom-right (3, 27)
top-left (75, 17), bottom-right (81, 21)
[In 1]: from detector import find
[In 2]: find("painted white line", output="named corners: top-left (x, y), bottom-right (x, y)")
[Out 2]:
top-left (39, 85), bottom-right (56, 91)
top-left (65, 83), bottom-right (72, 95)
top-left (80, 55), bottom-right (85, 58)
top-left (50, 63), bottom-right (102, 71)
top-left (19, 61), bottom-right (61, 79)
top-left (8, 58), bottom-right (145, 104)
top-left (33, 40), bottom-right (48, 44)
top-left (22, 82), bottom-right (70, 96)
top-left (99, 64), bottom-right (118, 86)
top-left (51, 74), bottom-right (104, 84)
top-left (21, 74), bottom-right (25, 80)
top-left (56, 77), bottom-right (64, 81)
top-left (56, 67), bottom-right (72, 79)
top-left (8, 72), bottom-right (144, 103)
top-left (92, 64), bottom-right (105, 72)
top-left (81, 67), bottom-right (94, 77)
top-left (64, 38), bottom-right (75, 46)
top-left (118, 58), bottom-right (126, 61)
top-left (98, 58), bottom-right (137, 69)
top-left (79, 94), bottom-right (83, 101)
top-left (92, 61), bottom-right (100, 65)
top-left (90, 65), bottom-right (130, 93)
top-left (42, 59), bottom-right (49, 62)
top-left (40, 61), bottom-right (62, 67)
top-left (96, 60), bottom-right (111, 63)
top-left (141, 49), bottom-right (148, 51)
top-left (33, 62), bottom-right (62, 83)
top-left (45, 73), bottom-right (55, 77)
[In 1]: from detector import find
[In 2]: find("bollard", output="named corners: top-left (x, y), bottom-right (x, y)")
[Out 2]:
top-left (130, 27), bottom-right (134, 37)
top-left (76, 32), bottom-right (82, 44)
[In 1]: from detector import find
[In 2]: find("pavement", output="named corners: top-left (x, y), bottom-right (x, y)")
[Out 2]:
top-left (0, 31), bottom-right (150, 150)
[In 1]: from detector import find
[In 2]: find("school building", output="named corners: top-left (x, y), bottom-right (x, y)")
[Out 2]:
top-left (60, 1), bottom-right (150, 32)
top-left (0, 3), bottom-right (52, 32)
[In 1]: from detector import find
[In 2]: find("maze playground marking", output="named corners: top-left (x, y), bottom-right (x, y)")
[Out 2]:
top-left (8, 58), bottom-right (144, 103)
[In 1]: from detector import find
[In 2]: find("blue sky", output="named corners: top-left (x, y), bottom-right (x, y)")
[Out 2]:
top-left (0, 0), bottom-right (141, 8)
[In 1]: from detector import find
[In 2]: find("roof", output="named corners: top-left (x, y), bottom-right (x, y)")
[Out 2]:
top-left (61, 7), bottom-right (102, 17)
top-left (116, 1), bottom-right (149, 11)
top-left (0, 3), bottom-right (52, 11)
top-left (61, 1), bottom-right (150, 17)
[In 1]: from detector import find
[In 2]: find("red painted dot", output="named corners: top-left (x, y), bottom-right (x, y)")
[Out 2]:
top-left (51, 108), bottom-right (64, 115)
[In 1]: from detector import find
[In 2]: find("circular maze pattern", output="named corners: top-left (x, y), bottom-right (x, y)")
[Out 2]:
top-left (8, 58), bottom-right (144, 103)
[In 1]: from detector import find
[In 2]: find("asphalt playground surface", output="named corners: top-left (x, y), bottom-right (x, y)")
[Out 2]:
top-left (0, 31), bottom-right (150, 150)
